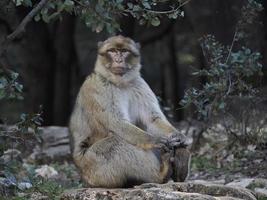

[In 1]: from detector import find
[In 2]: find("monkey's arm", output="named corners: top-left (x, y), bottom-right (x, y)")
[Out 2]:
top-left (147, 112), bottom-right (188, 147)
top-left (79, 91), bottom-right (166, 150)
top-left (137, 79), bottom-right (187, 145)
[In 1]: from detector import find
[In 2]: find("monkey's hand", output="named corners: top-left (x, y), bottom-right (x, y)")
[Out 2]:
top-left (153, 136), bottom-right (172, 152)
top-left (167, 131), bottom-right (189, 148)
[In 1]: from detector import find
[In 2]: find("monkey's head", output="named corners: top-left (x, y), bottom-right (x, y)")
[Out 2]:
top-left (95, 35), bottom-right (141, 86)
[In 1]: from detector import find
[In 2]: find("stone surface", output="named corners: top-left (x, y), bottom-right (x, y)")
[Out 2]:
top-left (0, 148), bottom-right (22, 163)
top-left (35, 165), bottom-right (59, 178)
top-left (28, 126), bottom-right (71, 163)
top-left (60, 182), bottom-right (257, 200)
top-left (226, 178), bottom-right (254, 188)
top-left (254, 188), bottom-right (267, 199)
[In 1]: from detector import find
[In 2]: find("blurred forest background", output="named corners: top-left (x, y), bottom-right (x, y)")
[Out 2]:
top-left (0, 0), bottom-right (266, 126)
top-left (1, 0), bottom-right (267, 199)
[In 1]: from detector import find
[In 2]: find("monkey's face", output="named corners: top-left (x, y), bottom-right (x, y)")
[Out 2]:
top-left (96, 36), bottom-right (141, 79)
top-left (104, 48), bottom-right (132, 76)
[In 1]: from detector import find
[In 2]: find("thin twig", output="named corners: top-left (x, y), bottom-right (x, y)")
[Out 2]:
top-left (225, 27), bottom-right (238, 64)
top-left (144, 0), bottom-right (192, 14)
top-left (73, 0), bottom-right (111, 24)
top-left (225, 73), bottom-right (232, 96)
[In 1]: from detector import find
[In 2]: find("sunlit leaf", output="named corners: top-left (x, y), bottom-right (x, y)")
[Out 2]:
top-left (151, 17), bottom-right (160, 26)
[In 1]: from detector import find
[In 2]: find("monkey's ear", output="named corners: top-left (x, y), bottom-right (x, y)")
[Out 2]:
top-left (135, 42), bottom-right (141, 49)
top-left (97, 41), bottom-right (104, 49)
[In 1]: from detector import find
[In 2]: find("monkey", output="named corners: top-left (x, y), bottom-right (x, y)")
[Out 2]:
top-left (69, 35), bottom-right (191, 188)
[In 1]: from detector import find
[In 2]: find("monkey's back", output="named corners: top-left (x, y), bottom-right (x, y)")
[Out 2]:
top-left (69, 73), bottom-right (111, 156)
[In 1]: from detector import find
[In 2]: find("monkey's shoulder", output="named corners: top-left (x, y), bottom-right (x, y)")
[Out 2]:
top-left (80, 73), bottom-right (106, 93)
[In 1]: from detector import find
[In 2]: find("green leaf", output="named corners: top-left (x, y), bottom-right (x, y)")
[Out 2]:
top-left (0, 77), bottom-right (8, 85)
top-left (218, 102), bottom-right (225, 110)
top-left (127, 3), bottom-right (133, 9)
top-left (11, 72), bottom-right (19, 80)
top-left (98, 0), bottom-right (104, 6)
top-left (42, 13), bottom-right (50, 23)
top-left (34, 14), bottom-right (41, 22)
top-left (20, 113), bottom-right (27, 121)
top-left (95, 23), bottom-right (104, 33)
top-left (142, 2), bottom-right (151, 9)
top-left (23, 0), bottom-right (32, 7)
top-left (0, 89), bottom-right (5, 100)
top-left (138, 18), bottom-right (146, 25)
top-left (14, 0), bottom-right (23, 6)
top-left (14, 82), bottom-right (23, 92)
top-left (168, 12), bottom-right (178, 19)
top-left (151, 17), bottom-right (160, 26)
top-left (132, 5), bottom-right (140, 11)
top-left (64, 0), bottom-right (74, 12)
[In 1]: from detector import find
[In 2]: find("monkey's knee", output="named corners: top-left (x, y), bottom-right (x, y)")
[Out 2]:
top-left (172, 148), bottom-right (191, 182)
top-left (152, 148), bottom-right (172, 183)
top-left (75, 152), bottom-right (126, 188)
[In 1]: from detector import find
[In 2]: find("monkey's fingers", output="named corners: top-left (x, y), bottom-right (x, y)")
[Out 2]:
top-left (167, 138), bottom-right (188, 148)
top-left (157, 143), bottom-right (170, 152)
top-left (169, 141), bottom-right (188, 149)
top-left (168, 132), bottom-right (189, 147)
top-left (168, 137), bottom-right (181, 143)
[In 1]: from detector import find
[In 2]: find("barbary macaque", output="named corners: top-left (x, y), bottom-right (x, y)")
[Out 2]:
top-left (69, 35), bottom-right (190, 188)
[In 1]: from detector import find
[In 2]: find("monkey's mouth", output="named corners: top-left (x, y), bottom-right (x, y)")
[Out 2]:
top-left (110, 67), bottom-right (127, 76)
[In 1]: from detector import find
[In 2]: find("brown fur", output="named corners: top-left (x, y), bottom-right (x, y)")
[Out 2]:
top-left (69, 35), bottom-right (190, 188)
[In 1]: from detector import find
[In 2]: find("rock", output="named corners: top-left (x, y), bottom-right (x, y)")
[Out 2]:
top-left (226, 178), bottom-right (254, 188)
top-left (0, 176), bottom-right (17, 196)
top-left (191, 179), bottom-right (226, 185)
top-left (0, 148), bottom-right (22, 163)
top-left (60, 182), bottom-right (257, 200)
top-left (30, 192), bottom-right (49, 200)
top-left (35, 165), bottom-right (58, 178)
top-left (17, 182), bottom-right (33, 190)
top-left (28, 126), bottom-right (71, 163)
top-left (249, 178), bottom-right (267, 189)
top-left (254, 188), bottom-right (267, 198)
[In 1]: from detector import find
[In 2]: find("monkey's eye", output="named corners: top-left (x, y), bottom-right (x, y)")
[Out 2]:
top-left (120, 49), bottom-right (129, 52)
top-left (107, 48), bottom-right (116, 53)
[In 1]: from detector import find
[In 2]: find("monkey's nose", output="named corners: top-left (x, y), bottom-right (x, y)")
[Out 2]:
top-left (115, 59), bottom-right (123, 63)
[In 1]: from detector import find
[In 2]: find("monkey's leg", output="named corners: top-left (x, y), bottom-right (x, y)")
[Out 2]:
top-left (74, 136), bottom-right (168, 188)
top-left (171, 147), bottom-right (191, 182)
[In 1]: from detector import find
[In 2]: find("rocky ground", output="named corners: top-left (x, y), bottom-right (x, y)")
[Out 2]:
top-left (0, 126), bottom-right (267, 200)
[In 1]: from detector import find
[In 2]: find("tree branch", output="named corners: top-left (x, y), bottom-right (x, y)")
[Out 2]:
top-left (7, 0), bottom-right (50, 41)
top-left (0, 0), bottom-right (50, 59)
top-left (143, 0), bottom-right (192, 14)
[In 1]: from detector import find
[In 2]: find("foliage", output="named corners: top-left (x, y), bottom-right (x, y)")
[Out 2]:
top-left (1, 163), bottom-right (65, 199)
top-left (236, 0), bottom-right (264, 41)
top-left (0, 106), bottom-right (43, 143)
top-left (180, 35), bottom-right (263, 120)
top-left (180, 0), bottom-right (266, 147)
top-left (13, 0), bottom-right (187, 33)
top-left (16, 108), bottom-right (43, 135)
top-left (191, 156), bottom-right (217, 171)
top-left (0, 69), bottom-right (23, 100)
top-left (0, 160), bottom-right (81, 199)
top-left (180, 0), bottom-right (264, 121)
top-left (27, 178), bottom-right (64, 200)
top-left (0, 67), bottom-right (43, 146)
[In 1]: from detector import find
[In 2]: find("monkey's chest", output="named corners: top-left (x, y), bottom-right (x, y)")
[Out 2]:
top-left (118, 93), bottom-right (145, 128)
top-left (107, 88), bottom-right (145, 128)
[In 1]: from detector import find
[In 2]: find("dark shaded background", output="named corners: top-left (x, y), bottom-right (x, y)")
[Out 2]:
top-left (0, 0), bottom-right (266, 126)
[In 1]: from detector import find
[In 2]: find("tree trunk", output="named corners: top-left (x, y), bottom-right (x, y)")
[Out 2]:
top-left (53, 14), bottom-right (76, 125)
